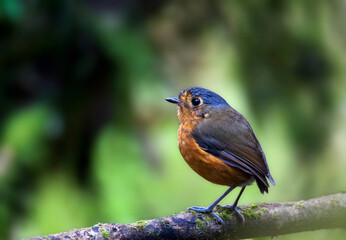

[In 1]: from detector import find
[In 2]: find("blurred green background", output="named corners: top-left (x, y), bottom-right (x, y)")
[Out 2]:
top-left (1, 0), bottom-right (346, 239)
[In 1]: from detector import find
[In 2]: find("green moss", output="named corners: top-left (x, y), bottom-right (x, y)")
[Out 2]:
top-left (206, 212), bottom-right (220, 225)
top-left (161, 220), bottom-right (170, 228)
top-left (101, 229), bottom-right (110, 239)
top-left (215, 205), bottom-right (223, 211)
top-left (195, 218), bottom-right (206, 229)
top-left (274, 211), bottom-right (279, 218)
top-left (250, 204), bottom-right (259, 208)
top-left (240, 204), bottom-right (264, 219)
top-left (295, 203), bottom-right (303, 209)
top-left (218, 209), bottom-right (234, 220)
top-left (259, 207), bottom-right (267, 212)
top-left (186, 209), bottom-right (198, 215)
top-left (129, 220), bottom-right (148, 231)
top-left (129, 226), bottom-right (138, 231)
top-left (148, 229), bottom-right (153, 235)
top-left (205, 213), bottom-right (213, 221)
top-left (187, 209), bottom-right (218, 224)
top-left (257, 208), bottom-right (267, 217)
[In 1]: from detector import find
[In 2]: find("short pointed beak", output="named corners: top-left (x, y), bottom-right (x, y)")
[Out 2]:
top-left (165, 97), bottom-right (180, 104)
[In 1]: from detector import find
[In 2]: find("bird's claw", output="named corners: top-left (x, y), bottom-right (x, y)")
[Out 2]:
top-left (187, 206), bottom-right (224, 224)
top-left (229, 205), bottom-right (245, 226)
top-left (211, 212), bottom-right (224, 224)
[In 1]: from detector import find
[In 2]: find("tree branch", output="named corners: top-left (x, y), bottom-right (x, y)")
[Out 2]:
top-left (29, 193), bottom-right (346, 240)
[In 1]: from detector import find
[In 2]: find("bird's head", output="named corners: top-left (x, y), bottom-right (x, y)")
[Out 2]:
top-left (166, 87), bottom-right (229, 124)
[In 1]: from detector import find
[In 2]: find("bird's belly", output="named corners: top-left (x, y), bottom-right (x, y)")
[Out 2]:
top-left (178, 126), bottom-right (252, 187)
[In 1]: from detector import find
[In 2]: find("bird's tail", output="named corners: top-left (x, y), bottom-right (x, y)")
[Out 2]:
top-left (256, 172), bottom-right (276, 194)
top-left (256, 177), bottom-right (269, 194)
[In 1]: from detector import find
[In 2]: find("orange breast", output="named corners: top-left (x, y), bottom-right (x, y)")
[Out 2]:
top-left (178, 122), bottom-right (251, 187)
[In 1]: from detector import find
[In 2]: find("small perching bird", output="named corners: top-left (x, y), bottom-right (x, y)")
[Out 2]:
top-left (166, 87), bottom-right (275, 223)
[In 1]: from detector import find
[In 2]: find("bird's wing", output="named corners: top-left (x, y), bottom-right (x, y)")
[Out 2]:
top-left (192, 108), bottom-right (275, 192)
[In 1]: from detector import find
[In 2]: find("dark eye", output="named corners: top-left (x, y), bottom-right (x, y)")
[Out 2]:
top-left (191, 98), bottom-right (201, 106)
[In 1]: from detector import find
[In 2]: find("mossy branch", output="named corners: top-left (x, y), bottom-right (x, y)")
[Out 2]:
top-left (28, 193), bottom-right (346, 240)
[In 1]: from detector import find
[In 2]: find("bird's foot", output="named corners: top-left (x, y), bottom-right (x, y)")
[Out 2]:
top-left (229, 204), bottom-right (245, 226)
top-left (187, 206), bottom-right (223, 224)
top-left (187, 206), bottom-right (211, 213)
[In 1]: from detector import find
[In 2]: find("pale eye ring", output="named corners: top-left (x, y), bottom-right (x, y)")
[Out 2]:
top-left (191, 97), bottom-right (201, 106)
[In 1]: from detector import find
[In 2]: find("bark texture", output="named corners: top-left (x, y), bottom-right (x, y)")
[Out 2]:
top-left (29, 193), bottom-right (346, 240)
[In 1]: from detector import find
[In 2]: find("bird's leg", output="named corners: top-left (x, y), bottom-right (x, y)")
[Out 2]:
top-left (229, 186), bottom-right (246, 224)
top-left (188, 186), bottom-right (235, 223)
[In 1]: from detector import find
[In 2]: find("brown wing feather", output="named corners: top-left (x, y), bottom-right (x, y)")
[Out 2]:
top-left (192, 107), bottom-right (275, 191)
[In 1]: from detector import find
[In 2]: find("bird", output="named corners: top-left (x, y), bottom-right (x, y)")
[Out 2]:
top-left (165, 87), bottom-right (275, 223)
